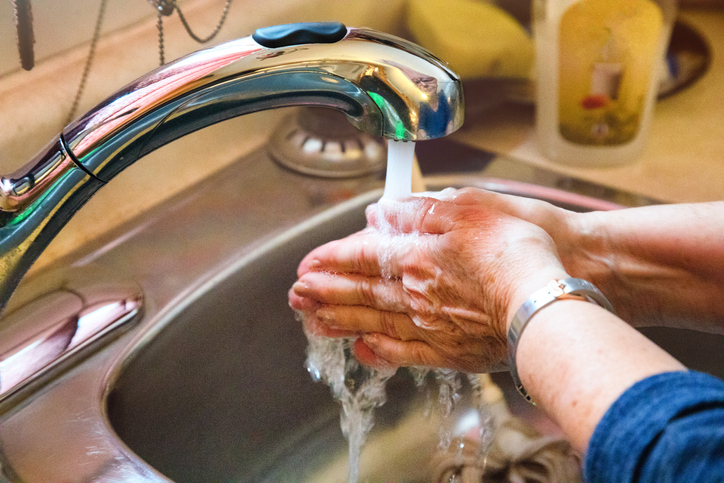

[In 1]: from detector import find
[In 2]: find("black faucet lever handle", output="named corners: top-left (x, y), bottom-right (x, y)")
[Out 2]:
top-left (253, 22), bottom-right (347, 49)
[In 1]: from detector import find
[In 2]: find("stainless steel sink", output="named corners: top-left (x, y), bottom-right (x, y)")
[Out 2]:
top-left (1, 137), bottom-right (721, 482)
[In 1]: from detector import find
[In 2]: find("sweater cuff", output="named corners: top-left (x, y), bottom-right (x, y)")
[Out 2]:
top-left (584, 371), bottom-right (724, 483)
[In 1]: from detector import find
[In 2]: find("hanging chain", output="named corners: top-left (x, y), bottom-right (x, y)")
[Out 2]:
top-left (157, 9), bottom-right (166, 66)
top-left (151, 0), bottom-right (174, 65)
top-left (66, 0), bottom-right (108, 125)
top-left (13, 0), bottom-right (35, 71)
top-left (150, 0), bottom-right (233, 66)
top-left (62, 0), bottom-right (232, 126)
top-left (176, 0), bottom-right (233, 44)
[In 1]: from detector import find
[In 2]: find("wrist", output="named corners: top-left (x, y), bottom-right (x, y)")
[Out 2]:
top-left (505, 267), bottom-right (570, 333)
top-left (558, 211), bottom-right (614, 291)
top-left (507, 277), bottom-right (615, 402)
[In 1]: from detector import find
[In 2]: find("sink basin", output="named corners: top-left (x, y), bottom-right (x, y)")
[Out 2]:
top-left (3, 138), bottom-right (723, 482)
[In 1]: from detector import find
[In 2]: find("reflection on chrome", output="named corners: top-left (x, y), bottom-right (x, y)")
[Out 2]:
top-left (0, 274), bottom-right (143, 402)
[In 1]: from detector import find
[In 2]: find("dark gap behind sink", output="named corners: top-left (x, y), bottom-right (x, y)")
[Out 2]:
top-left (415, 138), bottom-right (496, 175)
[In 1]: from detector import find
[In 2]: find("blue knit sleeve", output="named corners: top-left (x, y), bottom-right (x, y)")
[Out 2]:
top-left (584, 371), bottom-right (724, 483)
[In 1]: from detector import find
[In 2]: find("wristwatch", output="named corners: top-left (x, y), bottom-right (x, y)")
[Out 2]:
top-left (507, 278), bottom-right (614, 403)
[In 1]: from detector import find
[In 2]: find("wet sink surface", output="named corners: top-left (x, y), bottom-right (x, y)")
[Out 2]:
top-left (3, 137), bottom-right (722, 483)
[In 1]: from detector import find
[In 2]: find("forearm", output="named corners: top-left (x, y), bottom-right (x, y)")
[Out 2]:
top-left (513, 299), bottom-right (686, 453)
top-left (561, 202), bottom-right (724, 332)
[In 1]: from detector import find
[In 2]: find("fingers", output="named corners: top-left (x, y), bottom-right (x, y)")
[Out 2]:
top-left (361, 332), bottom-right (505, 373)
top-left (299, 197), bottom-right (469, 278)
top-left (304, 314), bottom-right (359, 338)
top-left (297, 230), bottom-right (371, 277)
top-left (366, 192), bottom-right (514, 237)
top-left (352, 338), bottom-right (397, 370)
top-left (365, 197), bottom-right (455, 235)
top-left (444, 187), bottom-right (566, 230)
top-left (294, 271), bottom-right (410, 312)
top-left (297, 231), bottom-right (387, 277)
top-left (288, 288), bottom-right (319, 312)
top-left (316, 305), bottom-right (421, 341)
top-left (289, 289), bottom-right (357, 338)
top-left (361, 333), bottom-right (446, 368)
top-left (434, 186), bottom-right (529, 210)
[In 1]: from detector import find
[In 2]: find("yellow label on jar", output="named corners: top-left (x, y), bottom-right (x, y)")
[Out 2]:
top-left (558, 0), bottom-right (663, 145)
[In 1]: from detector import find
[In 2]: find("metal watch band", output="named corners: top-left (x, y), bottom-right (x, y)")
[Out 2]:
top-left (507, 277), bottom-right (615, 403)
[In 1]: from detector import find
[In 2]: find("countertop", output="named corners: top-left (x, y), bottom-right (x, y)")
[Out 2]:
top-left (452, 9), bottom-right (724, 204)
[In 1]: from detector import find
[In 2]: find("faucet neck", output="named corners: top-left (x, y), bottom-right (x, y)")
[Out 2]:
top-left (0, 137), bottom-right (104, 310)
top-left (0, 24), bottom-right (463, 312)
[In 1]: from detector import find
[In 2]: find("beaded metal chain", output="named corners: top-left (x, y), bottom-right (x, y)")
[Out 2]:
top-left (12, 0), bottom-right (35, 71)
top-left (66, 0), bottom-right (108, 125)
top-left (149, 0), bottom-right (234, 65)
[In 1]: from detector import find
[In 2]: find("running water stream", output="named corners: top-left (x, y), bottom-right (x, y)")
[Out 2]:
top-left (382, 140), bottom-right (416, 200)
top-left (302, 140), bottom-right (493, 482)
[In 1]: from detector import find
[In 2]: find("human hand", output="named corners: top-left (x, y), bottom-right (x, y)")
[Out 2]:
top-left (290, 188), bottom-right (568, 373)
top-left (432, 187), bottom-right (581, 270)
top-left (437, 188), bottom-right (617, 315)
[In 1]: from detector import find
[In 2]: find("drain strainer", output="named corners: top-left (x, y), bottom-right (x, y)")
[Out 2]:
top-left (268, 107), bottom-right (386, 178)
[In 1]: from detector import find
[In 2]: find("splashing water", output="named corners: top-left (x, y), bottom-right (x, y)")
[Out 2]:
top-left (303, 326), bottom-right (494, 482)
top-left (414, 368), bottom-right (495, 458)
top-left (303, 329), bottom-right (396, 483)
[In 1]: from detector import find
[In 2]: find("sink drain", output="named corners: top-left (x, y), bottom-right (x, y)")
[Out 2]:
top-left (268, 107), bottom-right (386, 178)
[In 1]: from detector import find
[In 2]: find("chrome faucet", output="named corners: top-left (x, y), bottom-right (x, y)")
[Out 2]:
top-left (0, 22), bottom-right (463, 311)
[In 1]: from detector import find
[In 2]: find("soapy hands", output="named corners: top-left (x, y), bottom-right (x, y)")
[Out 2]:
top-left (289, 188), bottom-right (568, 373)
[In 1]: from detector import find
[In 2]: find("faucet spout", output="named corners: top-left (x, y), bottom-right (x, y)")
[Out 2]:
top-left (0, 22), bottom-right (463, 311)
